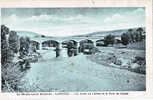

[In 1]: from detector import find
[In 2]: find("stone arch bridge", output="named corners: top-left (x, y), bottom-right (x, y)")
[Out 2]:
top-left (30, 37), bottom-right (104, 50)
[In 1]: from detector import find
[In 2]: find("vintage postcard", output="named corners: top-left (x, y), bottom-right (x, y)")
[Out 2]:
top-left (0, 0), bottom-right (152, 100)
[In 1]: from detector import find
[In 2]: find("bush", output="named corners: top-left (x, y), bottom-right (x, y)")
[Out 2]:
top-left (130, 56), bottom-right (146, 74)
top-left (132, 67), bottom-right (146, 74)
top-left (2, 63), bottom-right (26, 92)
top-left (114, 59), bottom-right (122, 65)
top-left (104, 34), bottom-right (115, 46)
top-left (121, 33), bottom-right (130, 45)
top-left (9, 31), bottom-right (19, 53)
top-left (19, 37), bottom-right (30, 56)
top-left (121, 28), bottom-right (145, 45)
top-left (136, 27), bottom-right (144, 42)
top-left (133, 56), bottom-right (145, 65)
top-left (1, 25), bottom-right (9, 65)
top-left (1, 25), bottom-right (31, 92)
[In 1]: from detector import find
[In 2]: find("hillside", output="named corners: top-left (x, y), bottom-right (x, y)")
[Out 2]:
top-left (71, 27), bottom-right (145, 38)
top-left (16, 31), bottom-right (40, 38)
top-left (15, 27), bottom-right (145, 40)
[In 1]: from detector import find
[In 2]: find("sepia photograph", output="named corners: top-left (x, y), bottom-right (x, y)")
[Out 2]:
top-left (1, 7), bottom-right (146, 92)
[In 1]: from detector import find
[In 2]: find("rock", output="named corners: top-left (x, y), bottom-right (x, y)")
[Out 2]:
top-left (114, 59), bottom-right (122, 65)
top-left (121, 60), bottom-right (130, 68)
top-left (131, 63), bottom-right (140, 69)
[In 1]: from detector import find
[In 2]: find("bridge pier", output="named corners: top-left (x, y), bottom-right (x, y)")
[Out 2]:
top-left (93, 40), bottom-right (96, 47)
top-left (38, 41), bottom-right (42, 50)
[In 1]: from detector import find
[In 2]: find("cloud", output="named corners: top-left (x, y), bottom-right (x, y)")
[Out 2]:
top-left (24, 14), bottom-right (52, 22)
top-left (3, 14), bottom-right (87, 24)
top-left (64, 14), bottom-right (84, 21)
top-left (2, 14), bottom-right (18, 25)
top-left (3, 14), bottom-right (92, 28)
top-left (104, 13), bottom-right (124, 23)
top-left (2, 8), bottom-right (145, 37)
top-left (133, 8), bottom-right (145, 14)
top-left (104, 8), bottom-right (145, 25)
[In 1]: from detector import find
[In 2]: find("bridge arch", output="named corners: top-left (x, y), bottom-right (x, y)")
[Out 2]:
top-left (79, 39), bottom-right (94, 45)
top-left (42, 40), bottom-right (59, 48)
top-left (30, 40), bottom-right (40, 50)
top-left (61, 40), bottom-right (78, 48)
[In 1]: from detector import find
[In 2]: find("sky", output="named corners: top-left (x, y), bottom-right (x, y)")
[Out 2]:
top-left (1, 8), bottom-right (145, 37)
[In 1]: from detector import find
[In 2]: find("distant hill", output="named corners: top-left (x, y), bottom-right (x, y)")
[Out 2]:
top-left (15, 27), bottom-right (145, 39)
top-left (71, 27), bottom-right (145, 38)
top-left (16, 31), bottom-right (40, 37)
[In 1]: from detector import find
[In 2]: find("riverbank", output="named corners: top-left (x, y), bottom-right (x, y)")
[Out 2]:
top-left (87, 47), bottom-right (146, 74)
top-left (18, 49), bottom-right (145, 92)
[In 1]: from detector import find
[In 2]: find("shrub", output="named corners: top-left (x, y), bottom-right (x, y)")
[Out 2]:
top-left (121, 33), bottom-right (130, 45)
top-left (132, 67), bottom-right (146, 74)
top-left (19, 37), bottom-right (30, 56)
top-left (104, 34), bottom-right (115, 46)
top-left (114, 59), bottom-right (122, 65)
top-left (1, 25), bottom-right (31, 92)
top-left (1, 25), bottom-right (9, 65)
top-left (2, 63), bottom-right (26, 92)
top-left (9, 31), bottom-right (19, 53)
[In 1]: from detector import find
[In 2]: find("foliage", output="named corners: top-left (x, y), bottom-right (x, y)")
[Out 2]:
top-left (121, 28), bottom-right (144, 45)
top-left (1, 25), bottom-right (10, 65)
top-left (136, 27), bottom-right (143, 41)
top-left (1, 25), bottom-right (31, 92)
top-left (9, 31), bottom-right (19, 53)
top-left (121, 33), bottom-right (130, 45)
top-left (19, 36), bottom-right (30, 56)
top-left (104, 34), bottom-right (115, 46)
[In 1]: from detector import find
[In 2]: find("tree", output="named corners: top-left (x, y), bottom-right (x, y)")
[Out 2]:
top-left (1, 25), bottom-right (31, 92)
top-left (121, 33), bottom-right (130, 45)
top-left (134, 32), bottom-right (139, 42)
top-left (19, 37), bottom-right (26, 56)
top-left (19, 37), bottom-right (30, 56)
top-left (104, 34), bottom-right (115, 46)
top-left (25, 37), bottom-right (30, 54)
top-left (128, 29), bottom-right (134, 43)
top-left (136, 27), bottom-right (143, 41)
top-left (8, 31), bottom-right (19, 53)
top-left (1, 25), bottom-right (9, 65)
